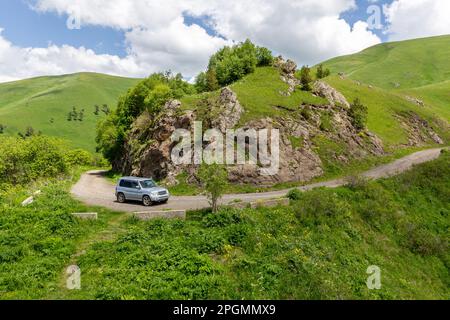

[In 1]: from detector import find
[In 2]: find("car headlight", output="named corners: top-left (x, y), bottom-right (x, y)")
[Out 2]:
top-left (151, 191), bottom-right (158, 196)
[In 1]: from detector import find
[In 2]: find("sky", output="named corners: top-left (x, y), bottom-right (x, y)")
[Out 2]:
top-left (0, 0), bottom-right (449, 82)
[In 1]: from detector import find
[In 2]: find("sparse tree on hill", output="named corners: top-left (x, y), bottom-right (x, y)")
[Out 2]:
top-left (78, 109), bottom-right (85, 121)
top-left (348, 98), bottom-right (368, 131)
top-left (300, 65), bottom-right (313, 91)
top-left (206, 68), bottom-right (219, 91)
top-left (198, 164), bottom-right (229, 213)
top-left (94, 105), bottom-right (100, 115)
top-left (0, 124), bottom-right (5, 134)
top-left (102, 104), bottom-right (110, 115)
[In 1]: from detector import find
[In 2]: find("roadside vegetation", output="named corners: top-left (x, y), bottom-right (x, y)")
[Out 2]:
top-left (10, 150), bottom-right (445, 300)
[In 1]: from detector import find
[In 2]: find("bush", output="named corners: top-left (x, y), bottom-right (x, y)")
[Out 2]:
top-left (0, 136), bottom-right (67, 184)
top-left (256, 47), bottom-right (274, 66)
top-left (64, 149), bottom-right (94, 167)
top-left (287, 189), bottom-right (302, 201)
top-left (316, 64), bottom-right (330, 79)
top-left (292, 189), bottom-right (350, 224)
top-left (198, 164), bottom-right (229, 213)
top-left (348, 98), bottom-right (368, 131)
top-left (197, 39), bottom-right (274, 91)
top-left (300, 66), bottom-right (313, 91)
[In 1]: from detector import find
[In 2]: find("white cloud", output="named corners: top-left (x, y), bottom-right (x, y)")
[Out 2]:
top-left (384, 0), bottom-right (450, 41)
top-left (0, 28), bottom-right (142, 82)
top-left (0, 0), bottom-right (385, 82)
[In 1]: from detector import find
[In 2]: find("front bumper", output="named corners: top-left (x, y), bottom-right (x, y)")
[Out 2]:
top-left (150, 194), bottom-right (170, 202)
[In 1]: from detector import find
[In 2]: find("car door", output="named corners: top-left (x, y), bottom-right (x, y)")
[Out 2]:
top-left (119, 180), bottom-right (134, 200)
top-left (129, 181), bottom-right (142, 200)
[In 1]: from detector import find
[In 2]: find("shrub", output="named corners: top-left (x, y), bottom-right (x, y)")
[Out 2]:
top-left (348, 98), bottom-right (368, 131)
top-left (256, 47), bottom-right (274, 66)
top-left (287, 189), bottom-right (302, 201)
top-left (402, 223), bottom-right (447, 256)
top-left (198, 39), bottom-right (274, 90)
top-left (316, 64), bottom-right (331, 79)
top-left (0, 136), bottom-right (67, 184)
top-left (64, 149), bottom-right (94, 167)
top-left (300, 66), bottom-right (313, 91)
top-left (292, 189), bottom-right (350, 224)
top-left (198, 164), bottom-right (229, 213)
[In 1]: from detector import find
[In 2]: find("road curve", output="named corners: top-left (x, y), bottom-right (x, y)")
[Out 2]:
top-left (71, 148), bottom-right (446, 212)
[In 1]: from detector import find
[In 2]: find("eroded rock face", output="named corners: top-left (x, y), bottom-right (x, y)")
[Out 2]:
top-left (405, 95), bottom-right (425, 107)
top-left (114, 83), bottom-right (391, 187)
top-left (274, 56), bottom-right (300, 96)
top-left (211, 87), bottom-right (244, 132)
top-left (396, 112), bottom-right (444, 146)
top-left (312, 80), bottom-right (350, 109)
top-left (113, 99), bottom-right (194, 183)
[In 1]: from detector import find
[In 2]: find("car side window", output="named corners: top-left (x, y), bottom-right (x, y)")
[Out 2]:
top-left (119, 180), bottom-right (132, 188)
top-left (131, 181), bottom-right (139, 189)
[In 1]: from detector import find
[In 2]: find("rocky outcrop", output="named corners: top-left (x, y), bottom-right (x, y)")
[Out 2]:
top-left (396, 112), bottom-right (444, 146)
top-left (274, 56), bottom-right (300, 96)
top-left (211, 87), bottom-right (244, 132)
top-left (113, 99), bottom-right (194, 183)
top-left (114, 82), bottom-right (390, 187)
top-left (312, 80), bottom-right (350, 109)
top-left (405, 95), bottom-right (425, 107)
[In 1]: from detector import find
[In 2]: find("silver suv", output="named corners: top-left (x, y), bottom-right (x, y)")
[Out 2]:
top-left (115, 177), bottom-right (170, 206)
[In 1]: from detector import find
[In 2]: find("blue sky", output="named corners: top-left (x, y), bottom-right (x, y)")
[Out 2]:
top-left (0, 0), bottom-right (127, 56)
top-left (0, 0), bottom-right (448, 82)
top-left (0, 0), bottom-right (392, 57)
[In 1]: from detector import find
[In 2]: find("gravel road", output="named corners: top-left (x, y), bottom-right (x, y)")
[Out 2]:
top-left (70, 148), bottom-right (446, 212)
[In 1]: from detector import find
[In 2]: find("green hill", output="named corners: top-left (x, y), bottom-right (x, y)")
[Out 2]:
top-left (321, 35), bottom-right (450, 90)
top-left (0, 73), bottom-right (140, 151)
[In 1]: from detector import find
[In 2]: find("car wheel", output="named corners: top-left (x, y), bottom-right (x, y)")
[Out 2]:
top-left (143, 195), bottom-right (152, 207)
top-left (117, 193), bottom-right (126, 203)
top-left (162, 199), bottom-right (168, 204)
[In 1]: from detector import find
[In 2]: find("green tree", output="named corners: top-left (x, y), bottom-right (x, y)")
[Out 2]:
top-left (195, 72), bottom-right (208, 93)
top-left (300, 65), bottom-right (313, 91)
top-left (206, 68), bottom-right (219, 91)
top-left (316, 64), bottom-right (324, 79)
top-left (316, 64), bottom-right (330, 79)
top-left (348, 98), bottom-right (368, 131)
top-left (94, 105), bottom-right (100, 115)
top-left (256, 46), bottom-right (274, 66)
top-left (0, 124), bottom-right (6, 134)
top-left (198, 164), bottom-right (229, 213)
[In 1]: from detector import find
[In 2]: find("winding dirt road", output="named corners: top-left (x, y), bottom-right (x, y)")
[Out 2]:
top-left (71, 148), bottom-right (446, 212)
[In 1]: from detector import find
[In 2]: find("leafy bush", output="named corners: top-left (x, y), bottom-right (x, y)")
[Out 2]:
top-left (287, 188), bottom-right (302, 201)
top-left (197, 40), bottom-right (274, 91)
top-left (348, 98), bottom-right (368, 131)
top-left (198, 164), bottom-right (229, 213)
top-left (292, 189), bottom-right (351, 224)
top-left (64, 149), bottom-right (94, 167)
top-left (316, 64), bottom-right (331, 79)
top-left (256, 47), bottom-right (274, 66)
top-left (0, 136), bottom-right (67, 184)
top-left (300, 65), bottom-right (313, 91)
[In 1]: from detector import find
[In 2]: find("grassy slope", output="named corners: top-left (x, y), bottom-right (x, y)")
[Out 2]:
top-left (0, 73), bottom-right (140, 152)
top-left (320, 35), bottom-right (450, 128)
top-left (181, 67), bottom-right (328, 124)
top-left (321, 35), bottom-right (450, 90)
top-left (3, 151), bottom-right (447, 300)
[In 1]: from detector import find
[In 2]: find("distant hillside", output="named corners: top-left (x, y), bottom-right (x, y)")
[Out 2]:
top-left (320, 35), bottom-right (450, 123)
top-left (0, 73), bottom-right (140, 151)
top-left (321, 35), bottom-right (450, 90)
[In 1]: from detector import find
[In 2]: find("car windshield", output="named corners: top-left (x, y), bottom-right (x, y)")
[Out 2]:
top-left (140, 180), bottom-right (156, 189)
